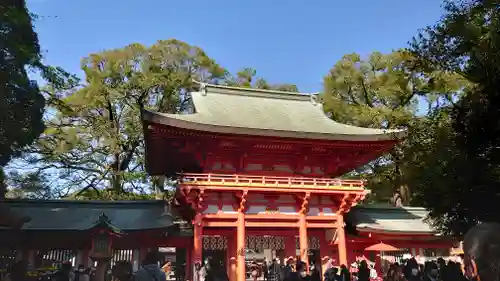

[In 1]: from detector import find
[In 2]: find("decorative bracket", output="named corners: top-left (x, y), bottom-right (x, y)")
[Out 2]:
top-left (183, 188), bottom-right (206, 212)
top-left (196, 189), bottom-right (205, 211)
top-left (337, 193), bottom-right (356, 214)
top-left (200, 82), bottom-right (207, 96)
top-left (296, 192), bottom-right (311, 214)
top-left (192, 79), bottom-right (207, 96)
top-left (310, 93), bottom-right (319, 105)
top-left (235, 190), bottom-right (248, 213)
top-left (349, 194), bottom-right (364, 208)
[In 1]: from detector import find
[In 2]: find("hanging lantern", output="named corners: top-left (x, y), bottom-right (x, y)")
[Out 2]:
top-left (90, 232), bottom-right (112, 259)
top-left (88, 213), bottom-right (123, 260)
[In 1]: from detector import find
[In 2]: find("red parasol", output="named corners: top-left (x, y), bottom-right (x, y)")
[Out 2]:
top-left (364, 242), bottom-right (400, 252)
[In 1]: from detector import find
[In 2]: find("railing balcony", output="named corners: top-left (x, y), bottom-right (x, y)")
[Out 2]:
top-left (179, 173), bottom-right (365, 190)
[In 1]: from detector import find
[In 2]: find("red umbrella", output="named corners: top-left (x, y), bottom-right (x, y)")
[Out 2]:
top-left (364, 242), bottom-right (400, 252)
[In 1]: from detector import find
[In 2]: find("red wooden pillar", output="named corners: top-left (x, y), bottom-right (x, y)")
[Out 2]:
top-left (236, 210), bottom-right (246, 281)
top-left (299, 212), bottom-right (309, 270)
top-left (337, 215), bottom-right (347, 266)
top-left (227, 232), bottom-right (237, 281)
top-left (319, 229), bottom-right (333, 280)
top-left (193, 213), bottom-right (203, 281)
top-left (139, 248), bottom-right (148, 265)
top-left (81, 249), bottom-right (90, 267)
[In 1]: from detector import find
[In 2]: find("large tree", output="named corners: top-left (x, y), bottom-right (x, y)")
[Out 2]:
top-left (410, 0), bottom-right (500, 235)
top-left (402, 106), bottom-right (478, 235)
top-left (11, 40), bottom-right (227, 199)
top-left (0, 0), bottom-right (45, 199)
top-left (11, 40), bottom-right (299, 200)
top-left (322, 50), bottom-right (463, 205)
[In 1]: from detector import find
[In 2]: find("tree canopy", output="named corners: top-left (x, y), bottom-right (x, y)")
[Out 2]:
top-left (1, 0), bottom-right (77, 200)
top-left (409, 0), bottom-right (500, 236)
top-left (0, 0), bottom-right (45, 198)
top-left (322, 50), bottom-right (463, 205)
top-left (8, 40), bottom-right (298, 200)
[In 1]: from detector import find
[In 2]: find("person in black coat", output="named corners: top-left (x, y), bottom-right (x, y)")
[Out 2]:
top-left (357, 261), bottom-right (370, 281)
top-left (296, 262), bottom-right (309, 281)
top-left (309, 263), bottom-right (321, 281)
top-left (339, 265), bottom-right (351, 281)
top-left (323, 261), bottom-right (338, 281)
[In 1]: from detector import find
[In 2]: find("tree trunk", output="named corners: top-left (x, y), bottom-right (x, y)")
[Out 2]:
top-left (153, 176), bottom-right (165, 200)
top-left (111, 173), bottom-right (122, 193)
top-left (111, 153), bottom-right (122, 193)
top-left (399, 183), bottom-right (411, 205)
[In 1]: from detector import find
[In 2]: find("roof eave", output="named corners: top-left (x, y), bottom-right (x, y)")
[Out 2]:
top-left (142, 110), bottom-right (407, 142)
top-left (0, 226), bottom-right (176, 232)
top-left (356, 227), bottom-right (437, 236)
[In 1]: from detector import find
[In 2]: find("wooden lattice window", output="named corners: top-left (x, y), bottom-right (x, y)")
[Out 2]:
top-left (246, 236), bottom-right (285, 251)
top-left (295, 237), bottom-right (320, 250)
top-left (202, 236), bottom-right (228, 250)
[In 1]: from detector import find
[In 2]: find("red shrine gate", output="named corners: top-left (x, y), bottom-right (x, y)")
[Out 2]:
top-left (177, 174), bottom-right (366, 280)
top-left (141, 82), bottom-right (406, 281)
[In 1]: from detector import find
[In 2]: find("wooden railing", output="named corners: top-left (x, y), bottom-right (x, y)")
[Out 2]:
top-left (180, 173), bottom-right (365, 190)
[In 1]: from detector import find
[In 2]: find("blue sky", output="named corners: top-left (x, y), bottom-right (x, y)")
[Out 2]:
top-left (27, 0), bottom-right (444, 93)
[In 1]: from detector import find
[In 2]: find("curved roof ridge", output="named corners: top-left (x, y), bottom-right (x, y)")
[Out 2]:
top-left (142, 83), bottom-right (408, 142)
top-left (193, 80), bottom-right (318, 102)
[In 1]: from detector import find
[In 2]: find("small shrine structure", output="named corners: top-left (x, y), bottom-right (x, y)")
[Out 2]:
top-left (141, 83), bottom-right (406, 281)
top-left (0, 200), bottom-right (176, 274)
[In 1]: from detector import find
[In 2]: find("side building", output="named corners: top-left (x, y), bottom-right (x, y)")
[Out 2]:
top-left (0, 200), bottom-right (453, 279)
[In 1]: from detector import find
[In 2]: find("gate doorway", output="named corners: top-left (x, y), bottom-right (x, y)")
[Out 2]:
top-left (203, 249), bottom-right (226, 270)
top-left (202, 236), bottom-right (228, 271)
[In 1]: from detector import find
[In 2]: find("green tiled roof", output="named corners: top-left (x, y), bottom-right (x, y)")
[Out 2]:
top-left (142, 83), bottom-right (407, 142)
top-left (347, 205), bottom-right (434, 234)
top-left (1, 200), bottom-right (434, 235)
top-left (0, 199), bottom-right (175, 231)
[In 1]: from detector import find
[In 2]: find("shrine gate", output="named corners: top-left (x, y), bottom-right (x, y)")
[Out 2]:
top-left (141, 82), bottom-right (406, 281)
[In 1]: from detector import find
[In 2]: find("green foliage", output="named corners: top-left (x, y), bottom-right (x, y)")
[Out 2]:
top-left (1, 1), bottom-right (79, 201)
top-left (65, 188), bottom-right (176, 201)
top-left (68, 189), bottom-right (155, 201)
top-left (13, 39), bottom-right (296, 201)
top-left (409, 0), bottom-right (500, 235)
top-left (403, 107), bottom-right (481, 236)
top-left (16, 40), bottom-right (227, 200)
top-left (225, 67), bottom-right (299, 91)
top-left (0, 0), bottom-right (45, 168)
top-left (322, 50), bottom-right (463, 204)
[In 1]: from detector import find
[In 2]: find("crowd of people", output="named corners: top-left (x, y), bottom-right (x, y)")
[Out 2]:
top-left (0, 252), bottom-right (168, 281)
top-left (0, 261), bottom-right (93, 281)
top-left (343, 258), bottom-right (465, 281)
top-left (3, 222), bottom-right (500, 281)
top-left (193, 256), bottom-right (322, 281)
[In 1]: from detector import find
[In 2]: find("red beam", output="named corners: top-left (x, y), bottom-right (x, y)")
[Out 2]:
top-left (201, 213), bottom-right (338, 221)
